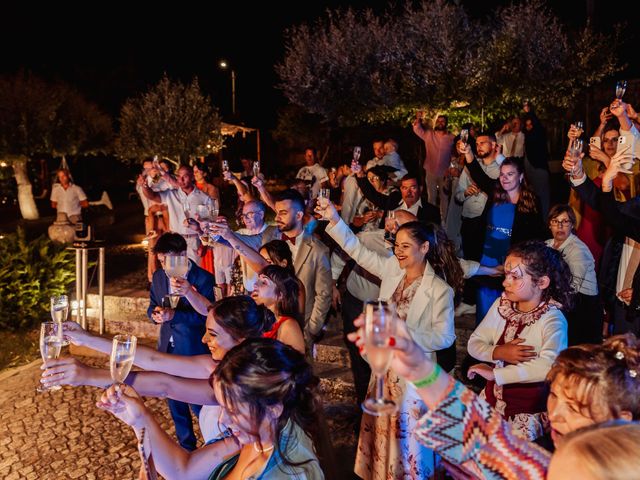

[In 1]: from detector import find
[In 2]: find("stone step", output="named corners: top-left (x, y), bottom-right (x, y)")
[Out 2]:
top-left (314, 361), bottom-right (357, 404)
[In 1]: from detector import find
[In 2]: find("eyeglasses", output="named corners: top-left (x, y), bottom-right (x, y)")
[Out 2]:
top-left (550, 219), bottom-right (572, 226)
top-left (240, 211), bottom-right (261, 219)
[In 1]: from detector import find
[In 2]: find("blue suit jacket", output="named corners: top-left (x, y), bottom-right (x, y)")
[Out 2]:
top-left (147, 262), bottom-right (215, 355)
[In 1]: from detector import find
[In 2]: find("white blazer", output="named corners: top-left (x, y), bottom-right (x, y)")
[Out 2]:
top-left (326, 219), bottom-right (455, 359)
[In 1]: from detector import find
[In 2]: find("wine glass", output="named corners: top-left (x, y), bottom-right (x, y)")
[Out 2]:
top-left (164, 254), bottom-right (188, 303)
top-left (317, 188), bottom-right (331, 208)
top-left (573, 121), bottom-right (584, 138)
top-left (616, 80), bottom-right (627, 100)
top-left (362, 300), bottom-right (397, 416)
top-left (567, 138), bottom-right (584, 177)
top-left (37, 322), bottom-right (63, 392)
top-left (252, 160), bottom-right (261, 177)
top-left (222, 160), bottom-right (230, 174)
top-left (353, 146), bottom-right (362, 163)
top-left (460, 128), bottom-right (469, 145)
top-left (110, 335), bottom-right (137, 387)
top-left (50, 295), bottom-right (70, 346)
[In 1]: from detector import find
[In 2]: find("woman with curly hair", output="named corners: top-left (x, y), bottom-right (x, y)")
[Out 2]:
top-left (467, 240), bottom-right (572, 441)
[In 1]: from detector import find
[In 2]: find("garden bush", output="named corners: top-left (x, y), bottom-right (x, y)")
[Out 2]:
top-left (0, 228), bottom-right (75, 330)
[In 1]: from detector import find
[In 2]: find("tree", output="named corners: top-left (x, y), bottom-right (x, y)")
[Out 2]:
top-left (277, 0), bottom-right (622, 130)
top-left (116, 75), bottom-right (223, 165)
top-left (0, 72), bottom-right (113, 219)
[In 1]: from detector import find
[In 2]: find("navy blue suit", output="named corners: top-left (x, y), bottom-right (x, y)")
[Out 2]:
top-left (147, 262), bottom-right (215, 450)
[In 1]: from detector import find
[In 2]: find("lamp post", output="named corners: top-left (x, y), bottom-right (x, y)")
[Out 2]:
top-left (218, 60), bottom-right (236, 116)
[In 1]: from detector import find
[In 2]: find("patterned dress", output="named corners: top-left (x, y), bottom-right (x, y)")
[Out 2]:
top-left (414, 378), bottom-right (550, 479)
top-left (355, 276), bottom-right (437, 480)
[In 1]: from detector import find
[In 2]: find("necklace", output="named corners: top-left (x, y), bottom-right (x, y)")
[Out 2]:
top-left (253, 442), bottom-right (275, 454)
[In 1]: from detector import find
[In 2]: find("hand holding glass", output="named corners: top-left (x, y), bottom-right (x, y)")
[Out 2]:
top-left (616, 80), bottom-right (627, 100)
top-left (362, 300), bottom-right (397, 416)
top-left (110, 335), bottom-right (137, 387)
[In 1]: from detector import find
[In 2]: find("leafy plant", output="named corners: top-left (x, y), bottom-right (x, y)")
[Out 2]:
top-left (0, 228), bottom-right (75, 330)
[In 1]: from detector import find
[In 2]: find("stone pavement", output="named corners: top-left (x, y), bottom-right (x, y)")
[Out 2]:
top-left (0, 355), bottom-right (185, 480)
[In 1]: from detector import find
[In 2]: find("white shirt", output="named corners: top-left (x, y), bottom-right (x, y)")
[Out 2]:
top-left (283, 230), bottom-right (304, 259)
top-left (496, 131), bottom-right (525, 158)
top-left (468, 298), bottom-right (567, 386)
top-left (455, 155), bottom-right (504, 218)
top-left (366, 151), bottom-right (408, 182)
top-left (546, 234), bottom-right (598, 296)
top-left (50, 183), bottom-right (87, 217)
top-left (158, 187), bottom-right (212, 234)
top-left (296, 163), bottom-right (328, 199)
top-left (397, 198), bottom-right (422, 217)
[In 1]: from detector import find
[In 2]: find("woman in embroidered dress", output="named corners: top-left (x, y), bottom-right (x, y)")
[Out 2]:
top-left (316, 199), bottom-right (463, 480)
top-left (98, 338), bottom-right (325, 480)
top-left (467, 241), bottom-right (572, 441)
top-left (459, 141), bottom-right (546, 323)
top-left (349, 316), bottom-right (640, 479)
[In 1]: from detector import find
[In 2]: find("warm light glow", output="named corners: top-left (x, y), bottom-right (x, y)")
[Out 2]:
top-left (0, 161), bottom-right (7, 167)
top-left (219, 60), bottom-right (228, 69)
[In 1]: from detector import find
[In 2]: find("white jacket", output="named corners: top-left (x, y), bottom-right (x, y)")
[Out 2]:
top-left (326, 219), bottom-right (455, 359)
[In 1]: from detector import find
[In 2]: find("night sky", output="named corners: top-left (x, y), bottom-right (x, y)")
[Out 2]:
top-left (2, 1), bottom-right (637, 130)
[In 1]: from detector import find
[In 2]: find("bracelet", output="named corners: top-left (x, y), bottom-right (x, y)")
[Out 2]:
top-left (411, 364), bottom-right (441, 388)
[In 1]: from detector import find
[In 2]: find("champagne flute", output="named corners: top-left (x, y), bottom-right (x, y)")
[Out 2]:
top-left (164, 254), bottom-right (188, 304)
top-left (616, 80), bottom-right (627, 100)
top-left (353, 146), bottom-right (362, 163)
top-left (317, 188), bottom-right (331, 208)
top-left (573, 121), bottom-right (584, 138)
top-left (252, 160), bottom-right (260, 177)
top-left (110, 335), bottom-right (137, 388)
top-left (362, 300), bottom-right (397, 416)
top-left (37, 322), bottom-right (63, 392)
top-left (460, 128), bottom-right (469, 145)
top-left (50, 295), bottom-right (70, 346)
top-left (222, 160), bottom-right (230, 174)
top-left (567, 138), bottom-right (584, 177)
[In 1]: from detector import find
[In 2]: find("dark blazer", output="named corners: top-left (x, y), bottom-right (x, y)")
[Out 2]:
top-left (355, 176), bottom-right (441, 225)
top-left (466, 159), bottom-right (546, 245)
top-left (147, 262), bottom-right (215, 355)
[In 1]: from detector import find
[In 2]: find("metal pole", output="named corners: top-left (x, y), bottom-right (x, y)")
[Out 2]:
top-left (75, 248), bottom-right (82, 323)
top-left (81, 248), bottom-right (88, 329)
top-left (231, 70), bottom-right (236, 116)
top-left (98, 247), bottom-right (105, 335)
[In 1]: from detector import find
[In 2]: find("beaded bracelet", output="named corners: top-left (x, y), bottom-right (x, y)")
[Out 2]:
top-left (411, 364), bottom-right (441, 388)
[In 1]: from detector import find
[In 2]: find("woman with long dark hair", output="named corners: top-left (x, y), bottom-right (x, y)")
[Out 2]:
top-left (316, 199), bottom-right (463, 479)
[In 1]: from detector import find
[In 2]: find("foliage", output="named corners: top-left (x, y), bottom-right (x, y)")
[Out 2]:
top-left (116, 75), bottom-right (223, 165)
top-left (272, 105), bottom-right (332, 151)
top-left (277, 0), bottom-right (623, 128)
top-left (0, 71), bottom-right (113, 159)
top-left (0, 228), bottom-right (75, 330)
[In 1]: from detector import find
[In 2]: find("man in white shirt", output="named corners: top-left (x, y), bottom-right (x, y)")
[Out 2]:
top-left (137, 165), bottom-right (212, 266)
top-left (496, 117), bottom-right (525, 158)
top-left (50, 169), bottom-right (88, 224)
top-left (296, 147), bottom-right (329, 200)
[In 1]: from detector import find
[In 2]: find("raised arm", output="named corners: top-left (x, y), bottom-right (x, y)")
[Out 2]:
top-left (251, 176), bottom-right (276, 211)
top-left (355, 175), bottom-right (399, 210)
top-left (466, 159), bottom-right (496, 196)
top-left (137, 175), bottom-right (162, 203)
top-left (209, 220), bottom-right (269, 275)
top-left (98, 385), bottom-right (239, 480)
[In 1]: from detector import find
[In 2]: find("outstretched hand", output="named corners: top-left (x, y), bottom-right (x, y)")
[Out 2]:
top-left (96, 384), bottom-right (147, 430)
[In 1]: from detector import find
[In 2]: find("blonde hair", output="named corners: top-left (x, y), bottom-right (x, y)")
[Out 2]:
top-left (558, 421), bottom-right (640, 480)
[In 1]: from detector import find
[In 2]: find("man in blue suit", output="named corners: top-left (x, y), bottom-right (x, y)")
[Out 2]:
top-left (147, 232), bottom-right (215, 450)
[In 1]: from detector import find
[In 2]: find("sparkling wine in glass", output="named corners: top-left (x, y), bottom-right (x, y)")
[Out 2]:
top-left (573, 121), bottom-right (584, 138)
top-left (567, 139), bottom-right (584, 176)
top-left (362, 300), bottom-right (397, 416)
top-left (164, 254), bottom-right (189, 298)
top-left (460, 129), bottom-right (469, 145)
top-left (222, 160), bottom-right (230, 174)
top-left (37, 322), bottom-right (63, 392)
top-left (616, 80), bottom-right (627, 100)
top-left (353, 146), bottom-right (362, 163)
top-left (51, 295), bottom-right (71, 346)
top-left (110, 335), bottom-right (137, 386)
top-left (317, 188), bottom-right (331, 208)
top-left (252, 160), bottom-right (260, 177)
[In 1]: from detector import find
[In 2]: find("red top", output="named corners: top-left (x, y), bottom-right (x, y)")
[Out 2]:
top-left (263, 316), bottom-right (296, 339)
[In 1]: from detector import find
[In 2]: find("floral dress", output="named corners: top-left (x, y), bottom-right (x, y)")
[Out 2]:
top-left (355, 275), bottom-right (437, 480)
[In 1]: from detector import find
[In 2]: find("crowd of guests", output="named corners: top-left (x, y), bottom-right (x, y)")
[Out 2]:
top-left (39, 97), bottom-right (640, 479)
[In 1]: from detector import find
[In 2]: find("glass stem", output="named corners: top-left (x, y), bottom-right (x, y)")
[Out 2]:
top-left (375, 374), bottom-right (384, 403)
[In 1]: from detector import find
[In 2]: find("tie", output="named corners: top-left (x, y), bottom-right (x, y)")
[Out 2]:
top-left (281, 233), bottom-right (296, 245)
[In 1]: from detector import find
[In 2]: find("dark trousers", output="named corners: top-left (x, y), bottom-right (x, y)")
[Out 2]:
top-left (567, 293), bottom-right (603, 346)
top-left (461, 216), bottom-right (485, 262)
top-left (167, 399), bottom-right (202, 451)
top-left (342, 290), bottom-right (372, 406)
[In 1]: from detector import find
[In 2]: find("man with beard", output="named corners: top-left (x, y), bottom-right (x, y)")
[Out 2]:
top-left (275, 189), bottom-right (332, 352)
top-left (413, 113), bottom-right (455, 222)
top-left (138, 165), bottom-right (212, 265)
top-left (454, 133), bottom-right (504, 261)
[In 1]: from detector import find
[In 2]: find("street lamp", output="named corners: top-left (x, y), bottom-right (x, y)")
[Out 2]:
top-left (218, 59), bottom-right (236, 116)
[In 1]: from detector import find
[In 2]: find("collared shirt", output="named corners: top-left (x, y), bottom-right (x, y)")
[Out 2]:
top-left (296, 163), bottom-right (328, 199)
top-left (546, 234), bottom-right (598, 296)
top-left (455, 155), bottom-right (504, 218)
top-left (282, 230), bottom-right (304, 259)
top-left (397, 197), bottom-right (422, 217)
top-left (496, 131), bottom-right (525, 158)
top-left (159, 187), bottom-right (212, 234)
top-left (366, 151), bottom-right (408, 182)
top-left (421, 130), bottom-right (455, 177)
top-left (136, 176), bottom-right (174, 215)
top-left (50, 183), bottom-right (87, 217)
